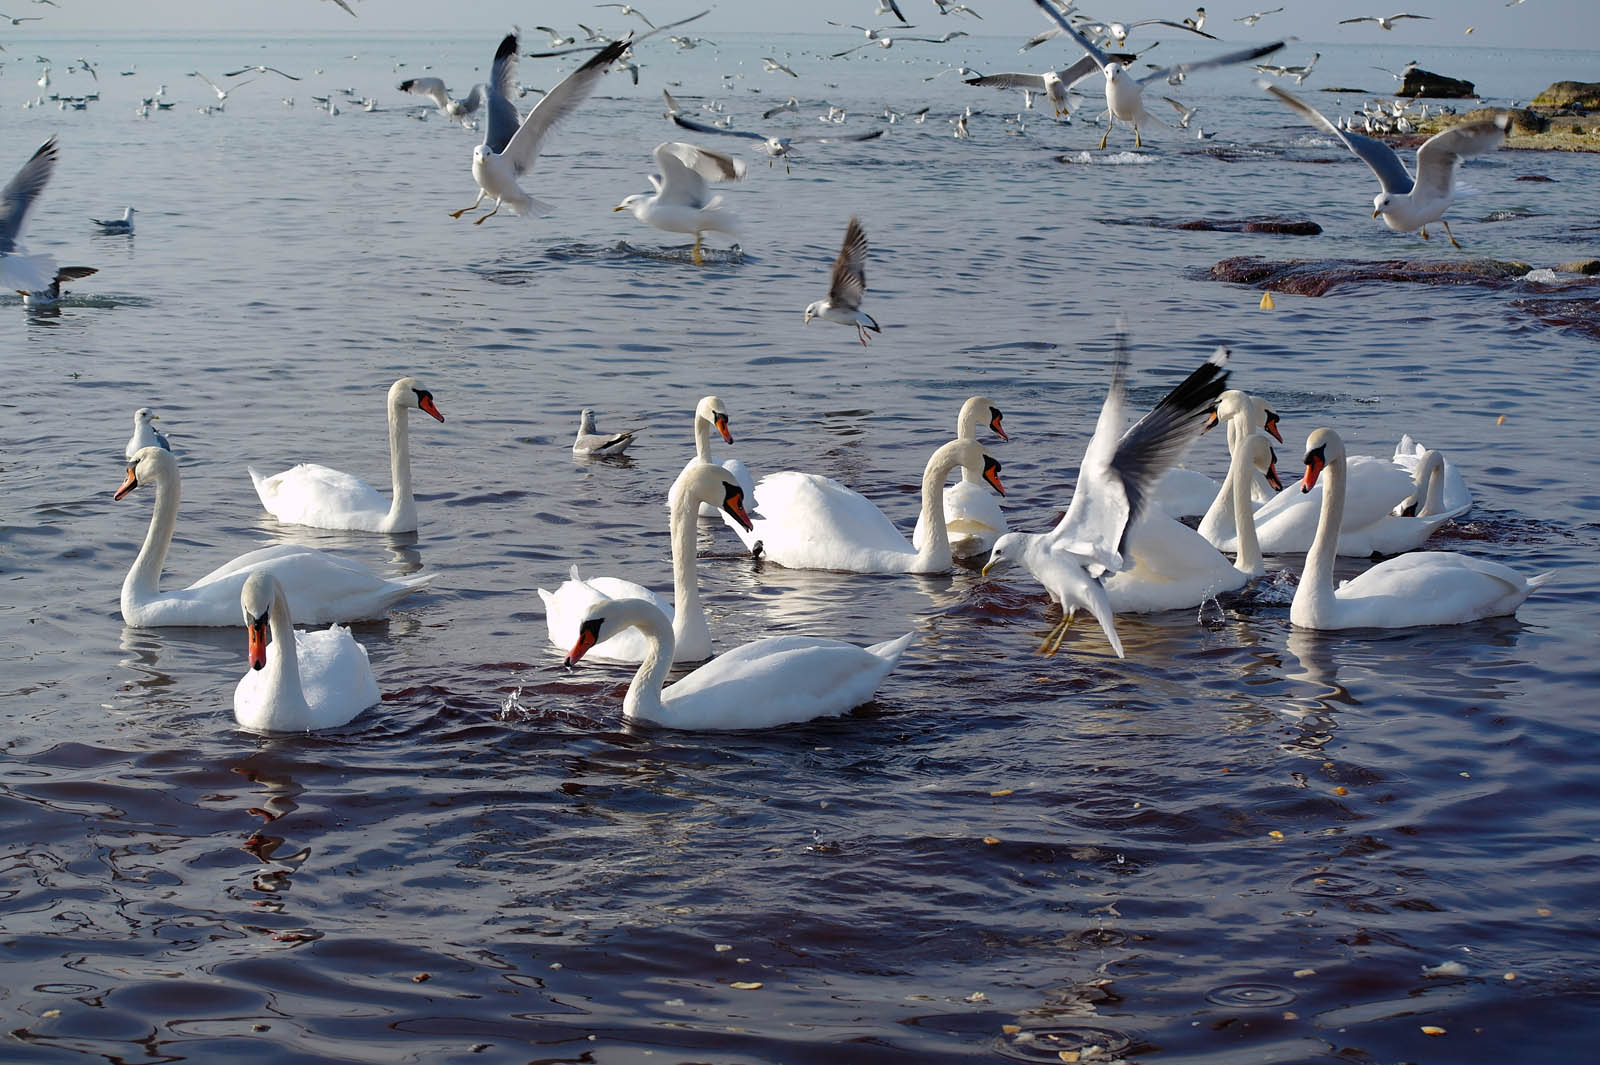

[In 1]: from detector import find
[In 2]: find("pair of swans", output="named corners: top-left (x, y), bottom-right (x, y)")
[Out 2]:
top-left (1152, 389), bottom-right (1282, 518)
top-left (234, 571), bottom-right (380, 732)
top-left (116, 447), bottom-right (432, 627)
top-left (682, 395), bottom-right (755, 523)
top-left (250, 376), bottom-right (444, 533)
top-left (540, 462), bottom-right (753, 664)
top-left (910, 395), bottom-right (1010, 558)
top-left (982, 344), bottom-right (1234, 657)
top-left (1290, 428), bottom-right (1548, 629)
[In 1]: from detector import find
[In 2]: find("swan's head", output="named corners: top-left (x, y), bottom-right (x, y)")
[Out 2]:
top-left (133, 407), bottom-right (158, 426)
top-left (240, 571), bottom-right (280, 671)
top-left (613, 193), bottom-right (648, 216)
top-left (695, 395), bottom-right (733, 443)
top-left (802, 300), bottom-right (824, 325)
top-left (679, 462), bottom-right (754, 531)
top-left (948, 439), bottom-right (1005, 496)
top-left (957, 396), bottom-right (1007, 443)
top-left (1241, 432), bottom-right (1284, 492)
top-left (563, 597), bottom-right (670, 667)
top-left (391, 377), bottom-right (444, 422)
top-left (114, 445), bottom-right (177, 500)
top-left (1299, 427), bottom-right (1344, 493)
top-left (1206, 389), bottom-right (1249, 432)
top-left (1256, 400), bottom-right (1283, 442)
top-left (981, 532), bottom-right (1024, 577)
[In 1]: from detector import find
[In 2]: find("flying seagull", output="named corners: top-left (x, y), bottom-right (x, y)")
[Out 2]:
top-left (398, 77), bottom-right (485, 124)
top-left (669, 112), bottom-right (884, 171)
top-left (0, 136), bottom-right (59, 296)
top-left (1338, 13), bottom-right (1432, 30)
top-left (804, 217), bottom-right (879, 346)
top-left (964, 55), bottom-right (1101, 117)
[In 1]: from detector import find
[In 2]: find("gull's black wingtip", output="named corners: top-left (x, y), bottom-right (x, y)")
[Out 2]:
top-left (583, 36), bottom-right (632, 73)
top-left (495, 32), bottom-right (519, 63)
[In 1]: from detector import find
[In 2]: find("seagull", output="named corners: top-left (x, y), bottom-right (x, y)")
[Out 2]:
top-left (1262, 82), bottom-right (1510, 248)
top-left (669, 112), bottom-right (885, 171)
top-left (0, 136), bottom-right (59, 296)
top-left (125, 408), bottom-right (171, 460)
top-left (398, 77), bottom-right (485, 124)
top-left (521, 8), bottom-right (707, 57)
top-left (21, 265), bottom-right (95, 309)
top-left (762, 96), bottom-right (800, 119)
top-left (571, 409), bottom-right (641, 457)
top-left (191, 70), bottom-right (248, 100)
top-left (981, 341), bottom-right (1231, 658)
top-left (804, 217), bottom-right (878, 346)
top-left (450, 32), bottom-right (628, 224)
top-left (0, 12), bottom-right (44, 24)
top-left (1285, 52), bottom-right (1320, 84)
top-left (225, 64), bottom-right (301, 81)
top-left (964, 55), bottom-right (1101, 118)
top-left (933, 1), bottom-right (983, 17)
top-left (1028, 0), bottom-right (1284, 150)
top-left (1184, 7), bottom-right (1207, 32)
top-left (952, 112), bottom-right (970, 137)
top-left (537, 26), bottom-right (577, 47)
top-left (876, 0), bottom-right (909, 23)
top-left (1163, 96), bottom-right (1199, 128)
top-left (1338, 13), bottom-right (1432, 30)
top-left (762, 57), bottom-right (799, 77)
top-left (91, 206), bottom-right (135, 234)
top-left (614, 141), bottom-right (744, 265)
top-left (324, 0), bottom-right (357, 15)
top-left (596, 3), bottom-right (654, 28)
top-left (1233, 7), bottom-right (1284, 25)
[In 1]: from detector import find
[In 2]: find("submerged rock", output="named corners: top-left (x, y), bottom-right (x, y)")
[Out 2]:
top-left (1531, 81), bottom-right (1600, 111)
top-left (1103, 216), bottom-right (1321, 235)
top-left (1400, 67), bottom-right (1476, 99)
top-left (1556, 259), bottom-right (1600, 275)
top-left (1511, 296), bottom-right (1600, 340)
top-left (1210, 255), bottom-right (1533, 297)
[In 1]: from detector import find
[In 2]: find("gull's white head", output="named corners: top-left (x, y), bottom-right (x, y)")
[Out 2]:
top-left (613, 193), bottom-right (649, 218)
top-left (1103, 62), bottom-right (1126, 80)
top-left (134, 407), bottom-right (158, 425)
top-left (802, 300), bottom-right (824, 325)
top-left (1373, 191), bottom-right (1394, 220)
top-left (981, 532), bottom-right (1025, 578)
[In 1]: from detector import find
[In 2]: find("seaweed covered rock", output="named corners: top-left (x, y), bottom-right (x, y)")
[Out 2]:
top-left (1210, 255), bottom-right (1533, 297)
top-left (1530, 81), bottom-right (1600, 111)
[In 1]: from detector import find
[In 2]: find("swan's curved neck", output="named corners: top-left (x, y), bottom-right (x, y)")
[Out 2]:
top-left (385, 399), bottom-right (416, 528)
top-left (1198, 436), bottom-right (1239, 544)
top-left (955, 418), bottom-right (981, 484)
top-left (123, 468), bottom-right (180, 616)
top-left (260, 590), bottom-right (313, 728)
top-left (667, 474), bottom-right (709, 652)
top-left (621, 606), bottom-right (675, 722)
top-left (1417, 451), bottom-right (1445, 516)
top-left (913, 446), bottom-right (961, 569)
top-left (1231, 445), bottom-right (1264, 576)
top-left (1303, 453), bottom-right (1346, 614)
top-left (693, 414), bottom-right (712, 464)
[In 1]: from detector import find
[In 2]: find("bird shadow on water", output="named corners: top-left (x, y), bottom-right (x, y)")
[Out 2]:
top-left (473, 241), bottom-right (748, 283)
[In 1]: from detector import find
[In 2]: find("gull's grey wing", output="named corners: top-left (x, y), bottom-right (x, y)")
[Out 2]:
top-left (654, 141), bottom-right (743, 206)
top-left (457, 83), bottom-right (487, 117)
top-left (1026, 0), bottom-right (1109, 69)
top-left (0, 136), bottom-right (56, 256)
top-left (1263, 82), bottom-right (1414, 195)
top-left (828, 217), bottom-right (868, 310)
top-left (965, 72), bottom-right (1049, 92)
top-left (485, 32), bottom-right (523, 153)
top-left (809, 128), bottom-right (886, 144)
top-left (503, 37), bottom-right (629, 176)
top-left (1020, 26), bottom-right (1062, 52)
top-left (670, 113), bottom-right (767, 141)
top-left (399, 75), bottom-right (450, 112)
top-left (1414, 113), bottom-right (1510, 204)
top-left (1130, 18), bottom-right (1218, 40)
top-left (1139, 39), bottom-right (1287, 86)
top-left (1058, 53), bottom-right (1103, 89)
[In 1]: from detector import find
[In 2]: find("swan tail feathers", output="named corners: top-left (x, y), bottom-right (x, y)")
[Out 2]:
top-left (1525, 571), bottom-right (1555, 592)
top-left (867, 631), bottom-right (917, 664)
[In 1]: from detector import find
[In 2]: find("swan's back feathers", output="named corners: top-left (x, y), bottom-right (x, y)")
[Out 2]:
top-left (250, 462), bottom-right (390, 528)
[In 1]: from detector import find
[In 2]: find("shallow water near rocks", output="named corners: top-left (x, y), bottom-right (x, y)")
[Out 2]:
top-left (2, 31), bottom-right (1598, 1065)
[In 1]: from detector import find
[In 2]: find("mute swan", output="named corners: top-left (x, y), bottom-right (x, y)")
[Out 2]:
top-left (680, 395), bottom-right (755, 522)
top-left (912, 396), bottom-right (1009, 558)
top-left (982, 343), bottom-right (1232, 656)
top-left (1105, 430), bottom-right (1281, 613)
top-left (249, 377), bottom-right (444, 533)
top-left (1155, 389), bottom-right (1281, 518)
top-left (1290, 428), bottom-right (1550, 630)
top-left (803, 217), bottom-right (879, 345)
top-left (1392, 434), bottom-right (1471, 516)
top-left (572, 408), bottom-right (641, 457)
top-left (234, 571), bottom-right (380, 732)
top-left (539, 463), bottom-right (754, 664)
top-left (730, 437), bottom-right (1003, 575)
top-left (563, 595), bottom-right (915, 730)
top-left (117, 447), bottom-right (432, 627)
top-left (125, 407), bottom-right (171, 459)
top-left (614, 141), bottom-right (744, 266)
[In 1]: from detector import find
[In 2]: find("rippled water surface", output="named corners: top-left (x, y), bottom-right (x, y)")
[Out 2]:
top-left (2, 28), bottom-right (1598, 1065)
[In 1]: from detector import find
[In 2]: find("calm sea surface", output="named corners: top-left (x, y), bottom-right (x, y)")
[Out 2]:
top-left (2, 26), bottom-right (1597, 1065)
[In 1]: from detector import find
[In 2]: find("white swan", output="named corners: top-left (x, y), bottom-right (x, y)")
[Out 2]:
top-left (540, 463), bottom-right (754, 664)
top-left (912, 395), bottom-right (1010, 558)
top-left (249, 377), bottom-right (444, 533)
top-left (125, 407), bottom-right (171, 459)
top-left (1392, 434), bottom-right (1471, 516)
top-left (731, 438), bottom-right (1004, 574)
top-left (679, 395), bottom-right (756, 522)
top-left (563, 595), bottom-right (915, 730)
top-left (234, 571), bottom-right (381, 732)
top-left (1290, 428), bottom-right (1550, 629)
top-left (117, 446), bottom-right (433, 627)
top-left (1105, 430), bottom-right (1280, 612)
top-left (1154, 389), bottom-right (1281, 519)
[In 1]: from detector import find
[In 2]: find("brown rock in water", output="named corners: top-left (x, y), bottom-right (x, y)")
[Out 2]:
top-left (1516, 175), bottom-right (1556, 182)
top-left (1531, 81), bottom-right (1600, 111)
top-left (1399, 67), bottom-right (1476, 99)
top-left (1555, 259), bottom-right (1600, 275)
top-left (1173, 218), bottom-right (1323, 236)
top-left (1210, 255), bottom-right (1532, 297)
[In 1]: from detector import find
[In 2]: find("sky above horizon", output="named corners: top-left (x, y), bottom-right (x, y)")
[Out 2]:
top-left (2, 0), bottom-right (1595, 49)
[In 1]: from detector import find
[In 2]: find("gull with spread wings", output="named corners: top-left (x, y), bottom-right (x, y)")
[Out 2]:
top-left (804, 217), bottom-right (879, 346)
top-left (964, 54), bottom-right (1101, 118)
top-left (669, 112), bottom-right (884, 172)
top-left (614, 142), bottom-right (745, 265)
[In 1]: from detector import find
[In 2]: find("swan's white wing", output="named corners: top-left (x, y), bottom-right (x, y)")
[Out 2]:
top-left (483, 34), bottom-right (522, 153)
top-left (399, 76), bottom-right (451, 113)
top-left (1139, 39), bottom-right (1286, 86)
top-left (1414, 114), bottom-right (1509, 205)
top-left (828, 217), bottom-right (868, 310)
top-left (965, 72), bottom-right (1050, 92)
top-left (1262, 82), bottom-right (1415, 196)
top-left (0, 136), bottom-right (55, 256)
top-left (250, 462), bottom-right (390, 526)
top-left (502, 38), bottom-right (629, 177)
top-left (1025, 0), bottom-right (1109, 70)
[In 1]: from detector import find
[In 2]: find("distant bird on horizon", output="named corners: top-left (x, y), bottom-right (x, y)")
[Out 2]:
top-left (1338, 13), bottom-right (1432, 30)
top-left (1233, 7), bottom-right (1283, 26)
top-left (596, 3), bottom-right (655, 29)
top-left (225, 64), bottom-right (301, 81)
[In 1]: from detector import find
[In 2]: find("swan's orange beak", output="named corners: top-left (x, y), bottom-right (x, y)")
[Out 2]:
top-left (564, 617), bottom-right (602, 667)
top-left (714, 412), bottom-right (733, 444)
top-left (1300, 447), bottom-right (1326, 493)
top-left (1266, 454), bottom-right (1285, 492)
top-left (113, 467), bottom-right (138, 500)
top-left (417, 392), bottom-right (444, 423)
top-left (722, 485), bottom-right (755, 531)
top-left (988, 408), bottom-right (1008, 442)
top-left (983, 456), bottom-right (1006, 497)
top-left (1264, 411), bottom-right (1284, 443)
top-left (248, 617), bottom-right (269, 671)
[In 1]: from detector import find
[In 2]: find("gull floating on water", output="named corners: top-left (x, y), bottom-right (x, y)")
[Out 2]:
top-left (1028, 0), bottom-right (1284, 149)
top-left (0, 136), bottom-right (58, 296)
top-left (804, 216), bottom-right (879, 346)
top-left (126, 407), bottom-right (171, 459)
top-left (91, 206), bottom-right (135, 234)
top-left (669, 112), bottom-right (884, 171)
top-left (572, 409), bottom-right (641, 457)
top-left (1262, 82), bottom-right (1510, 248)
top-left (451, 32), bottom-right (628, 224)
top-left (615, 141), bottom-right (744, 266)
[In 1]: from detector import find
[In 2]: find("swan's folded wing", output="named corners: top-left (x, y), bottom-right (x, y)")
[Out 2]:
top-left (751, 471), bottom-right (910, 555)
top-left (252, 462), bottom-right (389, 522)
top-left (661, 635), bottom-right (903, 729)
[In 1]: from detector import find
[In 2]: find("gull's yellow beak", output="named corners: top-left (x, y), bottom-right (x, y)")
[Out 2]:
top-left (612, 204), bottom-right (628, 212)
top-left (1373, 206), bottom-right (1381, 218)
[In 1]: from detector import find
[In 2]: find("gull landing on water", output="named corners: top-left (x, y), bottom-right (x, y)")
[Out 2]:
top-left (804, 217), bottom-right (879, 346)
top-left (614, 141), bottom-right (744, 266)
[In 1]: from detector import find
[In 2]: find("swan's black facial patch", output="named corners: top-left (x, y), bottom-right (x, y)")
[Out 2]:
top-left (722, 483), bottom-right (754, 531)
top-left (983, 455), bottom-right (1005, 496)
top-left (1300, 444), bottom-right (1327, 494)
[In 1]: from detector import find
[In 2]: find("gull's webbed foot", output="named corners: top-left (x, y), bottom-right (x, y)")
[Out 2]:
top-left (1442, 219), bottom-right (1462, 249)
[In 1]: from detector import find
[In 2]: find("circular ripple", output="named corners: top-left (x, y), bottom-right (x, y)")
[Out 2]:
top-left (995, 1025), bottom-right (1134, 1064)
top-left (34, 983), bottom-right (97, 995)
top-left (1075, 927), bottom-right (1129, 948)
top-left (1291, 871), bottom-right (1383, 899)
top-left (1205, 982), bottom-right (1297, 1008)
